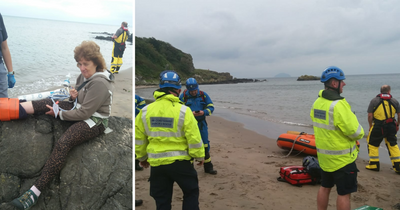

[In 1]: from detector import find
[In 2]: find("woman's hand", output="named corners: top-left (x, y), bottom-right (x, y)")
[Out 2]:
top-left (70, 87), bottom-right (78, 100)
top-left (45, 105), bottom-right (55, 117)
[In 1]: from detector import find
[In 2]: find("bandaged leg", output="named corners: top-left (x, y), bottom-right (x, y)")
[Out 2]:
top-left (0, 98), bottom-right (28, 121)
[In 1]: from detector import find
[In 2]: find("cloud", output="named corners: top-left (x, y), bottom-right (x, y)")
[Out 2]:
top-left (136, 0), bottom-right (400, 78)
top-left (2, 0), bottom-right (132, 25)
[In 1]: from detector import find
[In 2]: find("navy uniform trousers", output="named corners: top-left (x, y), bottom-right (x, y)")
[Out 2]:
top-left (149, 160), bottom-right (200, 210)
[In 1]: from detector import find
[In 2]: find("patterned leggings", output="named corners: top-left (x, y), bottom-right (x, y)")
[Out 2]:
top-left (32, 99), bottom-right (105, 191)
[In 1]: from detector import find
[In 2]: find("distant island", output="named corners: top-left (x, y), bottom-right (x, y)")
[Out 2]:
top-left (297, 75), bottom-right (320, 81)
top-left (275, 73), bottom-right (291, 78)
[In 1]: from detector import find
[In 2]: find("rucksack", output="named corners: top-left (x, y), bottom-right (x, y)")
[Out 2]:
top-left (183, 90), bottom-right (205, 103)
top-left (277, 166), bottom-right (317, 186)
top-left (302, 156), bottom-right (322, 182)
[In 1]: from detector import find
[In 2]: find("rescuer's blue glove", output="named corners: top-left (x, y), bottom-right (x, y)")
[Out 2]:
top-left (7, 73), bottom-right (16, 88)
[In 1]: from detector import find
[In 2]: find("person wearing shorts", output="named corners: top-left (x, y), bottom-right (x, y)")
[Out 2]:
top-left (310, 66), bottom-right (364, 210)
top-left (320, 161), bottom-right (358, 196)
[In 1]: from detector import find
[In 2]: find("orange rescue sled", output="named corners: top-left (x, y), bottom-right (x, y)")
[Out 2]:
top-left (277, 131), bottom-right (317, 155)
top-left (277, 131), bottom-right (360, 156)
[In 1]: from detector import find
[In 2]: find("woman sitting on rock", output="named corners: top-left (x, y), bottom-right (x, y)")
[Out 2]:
top-left (7, 40), bottom-right (114, 210)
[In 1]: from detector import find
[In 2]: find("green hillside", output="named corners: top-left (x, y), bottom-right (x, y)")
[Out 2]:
top-left (135, 37), bottom-right (236, 85)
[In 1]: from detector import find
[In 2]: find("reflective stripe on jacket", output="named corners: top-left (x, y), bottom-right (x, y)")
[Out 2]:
top-left (135, 90), bottom-right (205, 167)
top-left (310, 89), bottom-right (364, 172)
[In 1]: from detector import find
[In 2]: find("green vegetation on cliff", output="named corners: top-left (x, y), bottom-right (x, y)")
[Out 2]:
top-left (297, 75), bottom-right (320, 81)
top-left (135, 37), bottom-right (263, 85)
top-left (135, 36), bottom-right (194, 84)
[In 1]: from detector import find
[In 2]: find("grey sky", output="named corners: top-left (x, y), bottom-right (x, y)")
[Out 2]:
top-left (136, 0), bottom-right (400, 78)
top-left (1, 0), bottom-right (133, 26)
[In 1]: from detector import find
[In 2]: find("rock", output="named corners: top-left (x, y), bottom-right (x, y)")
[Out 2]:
top-left (297, 75), bottom-right (320, 81)
top-left (0, 115), bottom-right (132, 210)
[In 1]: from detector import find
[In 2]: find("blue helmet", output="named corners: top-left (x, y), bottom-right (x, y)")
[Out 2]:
top-left (186, 78), bottom-right (198, 91)
top-left (320, 66), bottom-right (345, 83)
top-left (159, 71), bottom-right (181, 89)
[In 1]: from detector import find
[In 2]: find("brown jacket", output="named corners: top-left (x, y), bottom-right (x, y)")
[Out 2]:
top-left (60, 71), bottom-right (114, 124)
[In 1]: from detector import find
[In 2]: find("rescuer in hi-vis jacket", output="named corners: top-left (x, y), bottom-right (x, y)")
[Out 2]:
top-left (135, 70), bottom-right (205, 210)
top-left (110, 21), bottom-right (129, 74)
top-left (310, 66), bottom-right (364, 210)
top-left (180, 78), bottom-right (217, 175)
top-left (366, 85), bottom-right (400, 173)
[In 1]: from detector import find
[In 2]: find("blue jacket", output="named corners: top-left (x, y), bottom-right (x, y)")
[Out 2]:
top-left (135, 95), bottom-right (146, 117)
top-left (179, 89), bottom-right (214, 150)
top-left (179, 89), bottom-right (214, 122)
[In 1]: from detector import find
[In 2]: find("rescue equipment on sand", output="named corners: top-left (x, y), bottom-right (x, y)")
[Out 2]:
top-left (277, 131), bottom-right (360, 156)
top-left (277, 166), bottom-right (317, 186)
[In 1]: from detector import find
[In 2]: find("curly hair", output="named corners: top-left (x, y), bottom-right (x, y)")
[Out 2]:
top-left (74, 41), bottom-right (106, 72)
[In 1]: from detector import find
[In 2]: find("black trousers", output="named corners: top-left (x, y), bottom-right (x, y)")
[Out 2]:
top-left (150, 160), bottom-right (200, 210)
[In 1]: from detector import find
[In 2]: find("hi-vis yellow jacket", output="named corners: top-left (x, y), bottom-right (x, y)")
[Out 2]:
top-left (310, 90), bottom-right (364, 172)
top-left (135, 91), bottom-right (205, 167)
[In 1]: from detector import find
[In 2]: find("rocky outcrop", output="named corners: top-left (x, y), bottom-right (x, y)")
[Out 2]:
top-left (92, 32), bottom-right (133, 43)
top-left (297, 75), bottom-right (320, 81)
top-left (0, 115), bottom-right (132, 210)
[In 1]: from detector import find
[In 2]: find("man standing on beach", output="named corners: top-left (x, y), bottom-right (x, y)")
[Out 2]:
top-left (135, 71), bottom-right (205, 210)
top-left (310, 66), bottom-right (364, 210)
top-left (180, 78), bottom-right (217, 175)
top-left (0, 13), bottom-right (16, 98)
top-left (110, 21), bottom-right (129, 74)
top-left (366, 85), bottom-right (400, 173)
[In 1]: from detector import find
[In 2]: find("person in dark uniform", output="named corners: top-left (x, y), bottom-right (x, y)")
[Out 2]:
top-left (180, 78), bottom-right (217, 175)
top-left (366, 84), bottom-right (400, 173)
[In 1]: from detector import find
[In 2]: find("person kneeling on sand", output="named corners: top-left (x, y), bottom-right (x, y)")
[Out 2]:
top-left (1, 40), bottom-right (114, 209)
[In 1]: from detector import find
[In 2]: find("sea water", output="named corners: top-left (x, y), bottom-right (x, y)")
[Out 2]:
top-left (2, 15), bottom-right (133, 98)
top-left (136, 73), bottom-right (400, 136)
top-left (136, 73), bottom-right (400, 164)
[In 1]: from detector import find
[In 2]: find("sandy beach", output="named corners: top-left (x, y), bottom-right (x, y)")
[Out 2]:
top-left (111, 68), bottom-right (133, 119)
top-left (133, 78), bottom-right (400, 210)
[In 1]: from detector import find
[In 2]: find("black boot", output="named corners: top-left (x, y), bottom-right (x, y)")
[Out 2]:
top-left (135, 159), bottom-right (143, 171)
top-left (204, 162), bottom-right (217, 175)
top-left (135, 199), bottom-right (143, 206)
top-left (394, 162), bottom-right (400, 174)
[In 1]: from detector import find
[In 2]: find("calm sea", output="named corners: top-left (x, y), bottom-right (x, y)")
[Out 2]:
top-left (2, 15), bottom-right (133, 98)
top-left (136, 73), bottom-right (400, 163)
top-left (136, 73), bottom-right (400, 138)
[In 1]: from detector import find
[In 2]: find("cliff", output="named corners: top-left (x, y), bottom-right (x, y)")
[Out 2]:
top-left (135, 36), bottom-right (265, 85)
top-left (0, 115), bottom-right (132, 210)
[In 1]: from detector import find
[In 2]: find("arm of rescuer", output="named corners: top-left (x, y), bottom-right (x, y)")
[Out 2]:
top-left (335, 99), bottom-right (365, 141)
top-left (368, 112), bottom-right (373, 132)
top-left (135, 109), bottom-right (150, 168)
top-left (184, 106), bottom-right (205, 165)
